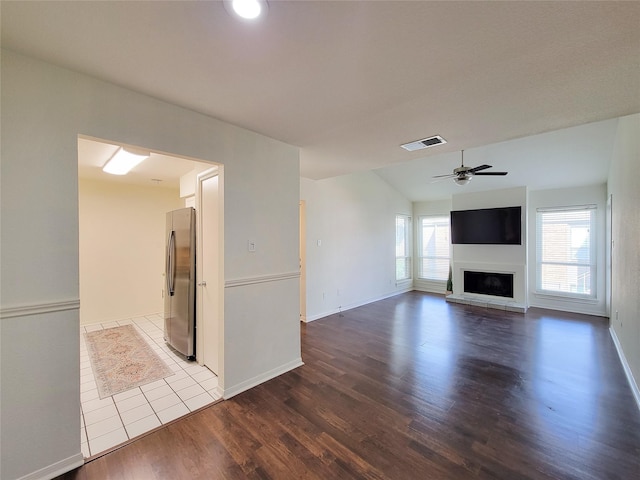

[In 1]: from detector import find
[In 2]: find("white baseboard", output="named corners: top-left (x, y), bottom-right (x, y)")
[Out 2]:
top-left (15, 453), bottom-right (84, 480)
top-left (528, 300), bottom-right (606, 318)
top-left (304, 288), bottom-right (412, 323)
top-left (610, 327), bottom-right (640, 413)
top-left (211, 385), bottom-right (225, 401)
top-left (222, 358), bottom-right (304, 399)
top-left (413, 285), bottom-right (446, 295)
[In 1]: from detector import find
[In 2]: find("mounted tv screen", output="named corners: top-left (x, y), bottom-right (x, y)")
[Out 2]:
top-left (450, 206), bottom-right (521, 245)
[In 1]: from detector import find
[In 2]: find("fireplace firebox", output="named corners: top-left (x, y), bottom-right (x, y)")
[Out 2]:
top-left (463, 271), bottom-right (514, 298)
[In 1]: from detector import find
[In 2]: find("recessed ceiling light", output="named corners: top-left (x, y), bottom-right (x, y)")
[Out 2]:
top-left (103, 148), bottom-right (148, 175)
top-left (229, 0), bottom-right (266, 20)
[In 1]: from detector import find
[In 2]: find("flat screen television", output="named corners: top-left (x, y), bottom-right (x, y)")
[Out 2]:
top-left (450, 206), bottom-right (521, 245)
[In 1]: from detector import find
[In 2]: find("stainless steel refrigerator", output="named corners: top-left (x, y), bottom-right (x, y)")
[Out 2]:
top-left (164, 207), bottom-right (196, 359)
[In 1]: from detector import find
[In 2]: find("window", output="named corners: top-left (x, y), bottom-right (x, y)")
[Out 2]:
top-left (418, 216), bottom-right (450, 281)
top-left (536, 206), bottom-right (596, 298)
top-left (395, 214), bottom-right (411, 281)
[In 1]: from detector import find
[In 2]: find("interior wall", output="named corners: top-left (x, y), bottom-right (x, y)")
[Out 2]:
top-left (413, 199), bottom-right (453, 294)
top-left (608, 113), bottom-right (640, 404)
top-left (300, 171), bottom-right (412, 322)
top-left (222, 127), bottom-right (302, 396)
top-left (527, 184), bottom-right (608, 316)
top-left (0, 50), bottom-right (301, 480)
top-left (78, 178), bottom-right (183, 324)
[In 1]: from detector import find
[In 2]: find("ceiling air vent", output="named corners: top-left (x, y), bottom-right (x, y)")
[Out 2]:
top-left (401, 135), bottom-right (447, 152)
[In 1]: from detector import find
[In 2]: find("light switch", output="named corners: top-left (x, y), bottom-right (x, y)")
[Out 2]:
top-left (248, 240), bottom-right (256, 252)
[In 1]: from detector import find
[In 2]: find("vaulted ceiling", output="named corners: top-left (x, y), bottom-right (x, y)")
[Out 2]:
top-left (3, 1), bottom-right (639, 200)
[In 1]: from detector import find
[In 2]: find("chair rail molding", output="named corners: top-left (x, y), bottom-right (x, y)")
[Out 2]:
top-left (0, 298), bottom-right (81, 320)
top-left (225, 271), bottom-right (300, 289)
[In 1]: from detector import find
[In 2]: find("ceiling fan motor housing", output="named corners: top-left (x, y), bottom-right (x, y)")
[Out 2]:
top-left (454, 166), bottom-right (472, 175)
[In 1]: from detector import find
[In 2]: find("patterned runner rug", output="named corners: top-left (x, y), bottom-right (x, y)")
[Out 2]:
top-left (85, 324), bottom-right (174, 399)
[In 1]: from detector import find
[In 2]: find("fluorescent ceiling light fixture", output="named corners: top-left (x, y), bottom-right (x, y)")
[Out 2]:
top-left (103, 148), bottom-right (148, 175)
top-left (232, 0), bottom-right (264, 19)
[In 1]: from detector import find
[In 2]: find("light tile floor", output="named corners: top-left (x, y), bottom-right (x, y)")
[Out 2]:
top-left (80, 313), bottom-right (221, 458)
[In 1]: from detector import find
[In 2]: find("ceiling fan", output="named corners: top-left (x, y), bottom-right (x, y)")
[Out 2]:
top-left (433, 150), bottom-right (508, 186)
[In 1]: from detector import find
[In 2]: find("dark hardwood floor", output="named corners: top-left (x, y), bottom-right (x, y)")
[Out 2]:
top-left (58, 292), bottom-right (640, 479)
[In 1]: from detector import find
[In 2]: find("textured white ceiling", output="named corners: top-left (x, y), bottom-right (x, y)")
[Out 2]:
top-left (374, 118), bottom-right (618, 201)
top-left (3, 1), bottom-right (639, 198)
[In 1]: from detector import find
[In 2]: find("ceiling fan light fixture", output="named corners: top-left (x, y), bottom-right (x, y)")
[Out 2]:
top-left (454, 175), bottom-right (471, 186)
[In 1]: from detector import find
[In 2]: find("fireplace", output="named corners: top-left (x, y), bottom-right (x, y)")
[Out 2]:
top-left (464, 271), bottom-right (514, 298)
top-left (447, 263), bottom-right (525, 312)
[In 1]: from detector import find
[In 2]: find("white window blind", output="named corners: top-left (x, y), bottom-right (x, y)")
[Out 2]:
top-left (418, 216), bottom-right (450, 281)
top-left (536, 206), bottom-right (596, 298)
top-left (396, 214), bottom-right (412, 281)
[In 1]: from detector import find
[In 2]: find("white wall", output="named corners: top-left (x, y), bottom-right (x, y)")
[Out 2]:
top-left (222, 128), bottom-right (302, 396)
top-left (413, 199), bottom-right (453, 294)
top-left (607, 113), bottom-right (640, 405)
top-left (300, 172), bottom-right (412, 321)
top-left (0, 50), bottom-right (301, 480)
top-left (78, 178), bottom-right (183, 324)
top-left (451, 187), bottom-right (528, 306)
top-left (527, 184), bottom-right (607, 316)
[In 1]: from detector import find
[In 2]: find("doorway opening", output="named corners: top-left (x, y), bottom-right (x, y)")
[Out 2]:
top-left (77, 135), bottom-right (223, 458)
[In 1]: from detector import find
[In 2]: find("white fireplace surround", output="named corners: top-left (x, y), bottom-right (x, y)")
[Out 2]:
top-left (447, 261), bottom-right (528, 313)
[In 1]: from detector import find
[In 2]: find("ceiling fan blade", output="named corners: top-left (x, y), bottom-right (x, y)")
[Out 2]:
top-left (432, 173), bottom-right (456, 178)
top-left (469, 164), bottom-right (492, 173)
top-left (430, 175), bottom-right (456, 183)
top-left (474, 171), bottom-right (508, 176)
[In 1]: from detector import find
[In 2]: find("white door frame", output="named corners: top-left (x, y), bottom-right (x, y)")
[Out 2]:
top-left (606, 193), bottom-right (612, 318)
top-left (195, 166), bottom-right (224, 394)
top-left (299, 201), bottom-right (307, 322)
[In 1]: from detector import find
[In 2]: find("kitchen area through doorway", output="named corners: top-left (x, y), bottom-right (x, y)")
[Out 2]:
top-left (77, 136), bottom-right (223, 457)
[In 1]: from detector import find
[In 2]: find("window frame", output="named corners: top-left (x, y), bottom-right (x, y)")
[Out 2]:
top-left (395, 214), bottom-right (412, 282)
top-left (417, 215), bottom-right (451, 282)
top-left (535, 205), bottom-right (597, 300)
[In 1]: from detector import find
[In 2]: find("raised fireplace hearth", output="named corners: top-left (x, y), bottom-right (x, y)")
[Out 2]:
top-left (446, 264), bottom-right (526, 313)
top-left (464, 271), bottom-right (514, 298)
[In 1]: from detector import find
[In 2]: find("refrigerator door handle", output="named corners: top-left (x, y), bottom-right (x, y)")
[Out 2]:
top-left (167, 230), bottom-right (176, 296)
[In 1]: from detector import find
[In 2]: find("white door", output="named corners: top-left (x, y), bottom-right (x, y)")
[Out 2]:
top-left (196, 168), bottom-right (220, 374)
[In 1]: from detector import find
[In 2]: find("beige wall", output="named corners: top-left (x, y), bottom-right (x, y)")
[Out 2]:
top-left (608, 113), bottom-right (640, 402)
top-left (79, 178), bottom-right (183, 324)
